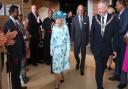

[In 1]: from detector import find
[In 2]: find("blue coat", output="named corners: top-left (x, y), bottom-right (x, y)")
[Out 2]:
top-left (118, 8), bottom-right (128, 36)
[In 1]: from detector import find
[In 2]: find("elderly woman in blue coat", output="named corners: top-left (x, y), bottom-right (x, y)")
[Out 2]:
top-left (50, 11), bottom-right (70, 89)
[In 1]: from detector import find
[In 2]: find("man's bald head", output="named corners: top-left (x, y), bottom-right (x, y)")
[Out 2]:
top-left (77, 5), bottom-right (85, 16)
top-left (31, 5), bottom-right (37, 13)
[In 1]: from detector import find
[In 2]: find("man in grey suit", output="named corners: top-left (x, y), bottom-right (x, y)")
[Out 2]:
top-left (71, 5), bottom-right (89, 76)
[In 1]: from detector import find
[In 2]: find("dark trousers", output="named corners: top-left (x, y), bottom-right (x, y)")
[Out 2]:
top-left (114, 38), bottom-right (127, 84)
top-left (94, 54), bottom-right (109, 89)
top-left (11, 63), bottom-right (21, 89)
top-left (74, 43), bottom-right (86, 71)
top-left (43, 32), bottom-right (52, 64)
top-left (9, 56), bottom-right (21, 89)
top-left (30, 38), bottom-right (39, 63)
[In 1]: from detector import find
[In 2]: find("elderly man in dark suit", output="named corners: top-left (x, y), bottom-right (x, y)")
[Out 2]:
top-left (71, 5), bottom-right (89, 76)
top-left (28, 5), bottom-right (42, 66)
top-left (3, 5), bottom-right (26, 89)
top-left (90, 1), bottom-right (118, 89)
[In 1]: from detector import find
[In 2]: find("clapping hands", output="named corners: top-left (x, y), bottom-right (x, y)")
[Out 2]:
top-left (6, 30), bottom-right (17, 40)
top-left (0, 32), bottom-right (7, 46)
top-left (5, 30), bottom-right (18, 46)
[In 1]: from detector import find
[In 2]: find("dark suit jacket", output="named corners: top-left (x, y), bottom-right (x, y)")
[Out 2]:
top-left (66, 16), bottom-right (73, 30)
top-left (28, 12), bottom-right (42, 40)
top-left (90, 14), bottom-right (119, 57)
top-left (42, 17), bottom-right (55, 31)
top-left (3, 18), bottom-right (25, 62)
top-left (71, 15), bottom-right (89, 46)
top-left (118, 8), bottom-right (128, 37)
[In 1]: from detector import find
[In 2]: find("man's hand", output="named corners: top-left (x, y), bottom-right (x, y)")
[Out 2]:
top-left (0, 33), bottom-right (7, 46)
top-left (24, 34), bottom-right (31, 40)
top-left (6, 30), bottom-right (17, 40)
top-left (6, 40), bottom-right (15, 46)
top-left (0, 47), bottom-right (5, 53)
top-left (112, 51), bottom-right (117, 59)
top-left (125, 36), bottom-right (128, 45)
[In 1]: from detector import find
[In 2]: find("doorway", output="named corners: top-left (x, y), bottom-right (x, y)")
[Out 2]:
top-left (59, 0), bottom-right (87, 15)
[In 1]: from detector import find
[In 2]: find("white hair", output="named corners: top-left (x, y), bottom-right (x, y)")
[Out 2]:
top-left (98, 0), bottom-right (109, 7)
top-left (76, 5), bottom-right (85, 15)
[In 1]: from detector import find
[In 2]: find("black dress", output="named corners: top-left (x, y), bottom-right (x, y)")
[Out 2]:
top-left (42, 17), bottom-right (55, 65)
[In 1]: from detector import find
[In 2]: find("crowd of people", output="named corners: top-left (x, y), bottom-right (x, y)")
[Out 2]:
top-left (0, 0), bottom-right (128, 89)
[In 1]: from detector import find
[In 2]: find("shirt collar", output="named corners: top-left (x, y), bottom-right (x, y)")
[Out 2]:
top-left (10, 16), bottom-right (16, 24)
top-left (102, 13), bottom-right (108, 19)
top-left (78, 15), bottom-right (83, 18)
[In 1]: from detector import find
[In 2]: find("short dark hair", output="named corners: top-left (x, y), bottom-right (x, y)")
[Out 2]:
top-left (116, 0), bottom-right (126, 7)
top-left (9, 5), bottom-right (18, 15)
top-left (108, 5), bottom-right (113, 8)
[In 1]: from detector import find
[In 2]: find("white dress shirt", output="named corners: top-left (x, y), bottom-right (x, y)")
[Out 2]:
top-left (101, 13), bottom-right (108, 25)
top-left (101, 13), bottom-right (108, 36)
top-left (78, 15), bottom-right (83, 30)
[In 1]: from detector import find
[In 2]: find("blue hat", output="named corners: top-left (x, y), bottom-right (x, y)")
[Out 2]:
top-left (53, 11), bottom-right (67, 20)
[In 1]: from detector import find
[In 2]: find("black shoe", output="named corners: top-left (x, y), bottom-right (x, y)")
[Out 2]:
top-left (117, 83), bottom-right (127, 89)
top-left (51, 70), bottom-right (54, 74)
top-left (108, 67), bottom-right (112, 71)
top-left (60, 79), bottom-right (64, 83)
top-left (97, 87), bottom-right (104, 89)
top-left (76, 64), bottom-right (79, 70)
top-left (46, 62), bottom-right (51, 65)
top-left (21, 86), bottom-right (27, 89)
top-left (109, 75), bottom-right (120, 81)
top-left (80, 71), bottom-right (84, 76)
top-left (23, 77), bottom-right (30, 84)
top-left (105, 65), bottom-right (107, 69)
top-left (32, 63), bottom-right (38, 66)
top-left (37, 60), bottom-right (45, 64)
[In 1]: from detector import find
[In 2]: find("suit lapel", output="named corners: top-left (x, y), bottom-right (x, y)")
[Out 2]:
top-left (120, 8), bottom-right (126, 18)
top-left (106, 14), bottom-right (111, 23)
top-left (31, 12), bottom-right (37, 21)
top-left (9, 18), bottom-right (22, 33)
top-left (97, 14), bottom-right (101, 23)
top-left (76, 16), bottom-right (81, 31)
top-left (82, 16), bottom-right (86, 31)
top-left (9, 19), bottom-right (18, 31)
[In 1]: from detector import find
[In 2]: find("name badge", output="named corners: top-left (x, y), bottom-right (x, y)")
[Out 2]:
top-left (84, 23), bottom-right (86, 24)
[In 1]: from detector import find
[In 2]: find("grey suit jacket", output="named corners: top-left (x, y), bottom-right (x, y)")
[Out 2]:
top-left (71, 15), bottom-right (89, 47)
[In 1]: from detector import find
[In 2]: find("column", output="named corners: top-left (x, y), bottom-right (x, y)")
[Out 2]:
top-left (110, 0), bottom-right (112, 5)
top-left (87, 0), bottom-right (93, 28)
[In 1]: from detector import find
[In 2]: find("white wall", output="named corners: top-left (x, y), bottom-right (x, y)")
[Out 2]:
top-left (87, 0), bottom-right (93, 28)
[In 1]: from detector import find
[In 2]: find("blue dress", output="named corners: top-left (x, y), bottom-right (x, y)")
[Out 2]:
top-left (50, 24), bottom-right (70, 74)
